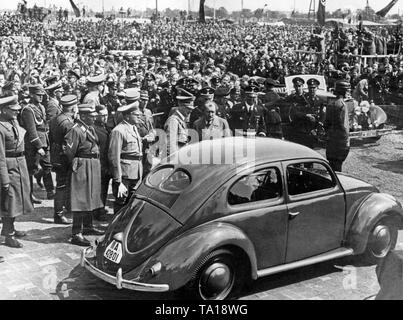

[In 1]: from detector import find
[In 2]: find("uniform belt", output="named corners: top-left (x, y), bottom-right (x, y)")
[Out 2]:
top-left (5, 151), bottom-right (25, 158)
top-left (37, 128), bottom-right (49, 132)
top-left (77, 153), bottom-right (100, 159)
top-left (121, 154), bottom-right (143, 161)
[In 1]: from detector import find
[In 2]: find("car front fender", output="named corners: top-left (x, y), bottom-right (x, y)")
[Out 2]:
top-left (123, 222), bottom-right (258, 291)
top-left (346, 193), bottom-right (403, 254)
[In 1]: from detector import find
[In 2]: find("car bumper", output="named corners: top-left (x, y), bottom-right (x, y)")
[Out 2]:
top-left (80, 247), bottom-right (170, 292)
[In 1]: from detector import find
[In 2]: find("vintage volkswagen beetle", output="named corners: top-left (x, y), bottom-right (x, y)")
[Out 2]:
top-left (81, 137), bottom-right (403, 300)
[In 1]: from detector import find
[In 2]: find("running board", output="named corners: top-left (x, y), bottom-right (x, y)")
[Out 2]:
top-left (257, 248), bottom-right (354, 278)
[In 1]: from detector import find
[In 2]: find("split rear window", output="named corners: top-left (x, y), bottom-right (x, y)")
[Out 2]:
top-left (147, 166), bottom-right (191, 193)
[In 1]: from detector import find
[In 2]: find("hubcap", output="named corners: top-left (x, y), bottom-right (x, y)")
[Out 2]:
top-left (370, 225), bottom-right (392, 258)
top-left (199, 262), bottom-right (234, 300)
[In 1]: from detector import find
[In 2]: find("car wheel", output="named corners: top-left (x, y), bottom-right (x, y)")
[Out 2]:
top-left (193, 249), bottom-right (241, 300)
top-left (365, 218), bottom-right (398, 263)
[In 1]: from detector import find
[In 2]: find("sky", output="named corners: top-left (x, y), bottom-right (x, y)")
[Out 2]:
top-left (1, 0), bottom-right (401, 14)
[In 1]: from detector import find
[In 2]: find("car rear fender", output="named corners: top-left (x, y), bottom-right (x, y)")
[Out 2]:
top-left (123, 222), bottom-right (258, 291)
top-left (346, 193), bottom-right (403, 254)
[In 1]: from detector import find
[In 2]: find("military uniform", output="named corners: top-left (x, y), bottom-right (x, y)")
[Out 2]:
top-left (109, 120), bottom-right (143, 214)
top-left (102, 82), bottom-right (122, 130)
top-left (63, 105), bottom-right (103, 246)
top-left (0, 96), bottom-right (34, 248)
top-left (19, 85), bottom-right (54, 200)
top-left (324, 82), bottom-right (351, 172)
top-left (94, 109), bottom-right (112, 216)
top-left (45, 96), bottom-right (62, 122)
top-left (164, 109), bottom-right (190, 156)
top-left (49, 95), bottom-right (77, 224)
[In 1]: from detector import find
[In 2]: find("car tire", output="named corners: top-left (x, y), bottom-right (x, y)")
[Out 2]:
top-left (190, 249), bottom-right (243, 300)
top-left (364, 218), bottom-right (398, 264)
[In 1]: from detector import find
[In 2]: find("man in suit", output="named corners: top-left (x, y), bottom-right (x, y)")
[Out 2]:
top-left (193, 101), bottom-right (232, 141)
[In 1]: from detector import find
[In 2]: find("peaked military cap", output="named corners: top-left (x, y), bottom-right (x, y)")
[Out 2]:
top-left (78, 104), bottom-right (97, 114)
top-left (200, 86), bottom-right (215, 97)
top-left (87, 74), bottom-right (106, 85)
top-left (117, 101), bottom-right (140, 114)
top-left (176, 88), bottom-right (196, 105)
top-left (0, 95), bottom-right (20, 110)
top-left (29, 84), bottom-right (46, 96)
top-left (45, 81), bottom-right (63, 92)
top-left (292, 77), bottom-right (305, 86)
top-left (125, 88), bottom-right (140, 102)
top-left (60, 95), bottom-right (78, 108)
top-left (307, 78), bottom-right (320, 88)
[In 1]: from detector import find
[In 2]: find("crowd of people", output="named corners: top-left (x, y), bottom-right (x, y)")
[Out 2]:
top-left (0, 10), bottom-right (402, 251)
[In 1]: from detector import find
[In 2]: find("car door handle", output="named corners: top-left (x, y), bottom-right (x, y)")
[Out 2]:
top-left (289, 211), bottom-right (300, 218)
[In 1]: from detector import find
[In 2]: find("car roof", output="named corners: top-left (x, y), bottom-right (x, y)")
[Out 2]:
top-left (163, 138), bottom-right (326, 223)
top-left (170, 137), bottom-right (325, 167)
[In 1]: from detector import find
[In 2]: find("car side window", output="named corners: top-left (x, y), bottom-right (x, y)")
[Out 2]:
top-left (287, 162), bottom-right (336, 196)
top-left (228, 168), bottom-right (282, 206)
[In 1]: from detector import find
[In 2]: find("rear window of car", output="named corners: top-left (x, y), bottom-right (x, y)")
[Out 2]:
top-left (147, 167), bottom-right (191, 193)
top-left (148, 167), bottom-right (174, 187)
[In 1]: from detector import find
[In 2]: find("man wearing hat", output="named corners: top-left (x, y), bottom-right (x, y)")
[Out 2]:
top-left (93, 105), bottom-right (111, 221)
top-left (102, 81), bottom-right (122, 130)
top-left (230, 85), bottom-right (267, 137)
top-left (130, 99), bottom-right (156, 179)
top-left (44, 82), bottom-right (63, 122)
top-left (108, 99), bottom-right (143, 214)
top-left (306, 78), bottom-right (326, 123)
top-left (63, 104), bottom-right (104, 246)
top-left (49, 95), bottom-right (78, 225)
top-left (263, 78), bottom-right (281, 108)
top-left (20, 84), bottom-right (55, 203)
top-left (214, 86), bottom-right (234, 122)
top-left (324, 80), bottom-right (351, 172)
top-left (164, 88), bottom-right (196, 157)
top-left (0, 96), bottom-right (34, 248)
top-left (83, 74), bottom-right (105, 107)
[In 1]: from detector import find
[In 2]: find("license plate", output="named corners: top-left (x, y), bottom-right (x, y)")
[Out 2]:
top-left (361, 130), bottom-right (377, 138)
top-left (104, 240), bottom-right (123, 264)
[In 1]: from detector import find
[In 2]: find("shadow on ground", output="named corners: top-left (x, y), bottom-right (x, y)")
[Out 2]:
top-left (374, 160), bottom-right (403, 174)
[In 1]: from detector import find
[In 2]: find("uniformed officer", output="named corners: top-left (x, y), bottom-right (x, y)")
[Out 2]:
top-left (193, 101), bottom-right (232, 141)
top-left (139, 90), bottom-right (154, 126)
top-left (44, 82), bottom-right (63, 122)
top-left (263, 78), bottom-right (281, 108)
top-left (93, 105), bottom-right (111, 221)
top-left (20, 84), bottom-right (54, 203)
top-left (49, 95), bottom-right (78, 225)
top-left (63, 104), bottom-right (104, 246)
top-left (0, 96), bottom-right (34, 248)
top-left (214, 86), bottom-right (234, 122)
top-left (102, 81), bottom-right (122, 130)
top-left (108, 100), bottom-right (143, 214)
top-left (82, 74), bottom-right (105, 107)
top-left (164, 88), bottom-right (196, 157)
top-left (230, 85), bottom-right (267, 137)
top-left (287, 77), bottom-right (317, 148)
top-left (324, 81), bottom-right (351, 172)
top-left (305, 78), bottom-right (326, 123)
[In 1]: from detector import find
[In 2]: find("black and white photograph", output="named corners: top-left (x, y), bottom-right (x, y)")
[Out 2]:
top-left (0, 0), bottom-right (403, 303)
